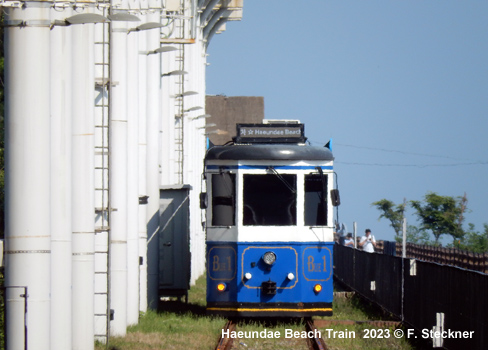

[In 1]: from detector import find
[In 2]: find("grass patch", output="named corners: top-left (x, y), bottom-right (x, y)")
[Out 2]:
top-left (98, 276), bottom-right (416, 350)
top-left (100, 313), bottom-right (225, 350)
top-left (230, 318), bottom-right (308, 350)
top-left (316, 291), bottom-right (414, 350)
top-left (319, 323), bottom-right (413, 350)
top-left (329, 293), bottom-right (394, 321)
top-left (97, 276), bottom-right (227, 350)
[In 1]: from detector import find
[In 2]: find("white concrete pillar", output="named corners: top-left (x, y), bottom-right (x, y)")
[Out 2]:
top-left (178, 9), bottom-right (207, 285)
top-left (109, 19), bottom-right (129, 336)
top-left (160, 47), bottom-right (177, 185)
top-left (4, 4), bottom-right (52, 349)
top-left (137, 11), bottom-right (148, 314)
top-left (50, 6), bottom-right (73, 350)
top-left (146, 9), bottom-right (162, 310)
top-left (127, 22), bottom-right (141, 326)
top-left (71, 20), bottom-right (96, 350)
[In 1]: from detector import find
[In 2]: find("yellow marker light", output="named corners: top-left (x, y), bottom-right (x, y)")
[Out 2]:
top-left (217, 283), bottom-right (226, 292)
top-left (314, 284), bottom-right (322, 293)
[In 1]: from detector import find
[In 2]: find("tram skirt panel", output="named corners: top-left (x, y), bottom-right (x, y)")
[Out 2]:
top-left (206, 242), bottom-right (334, 317)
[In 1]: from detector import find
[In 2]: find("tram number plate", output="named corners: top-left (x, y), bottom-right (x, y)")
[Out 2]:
top-left (207, 246), bottom-right (237, 281)
top-left (307, 255), bottom-right (327, 272)
top-left (302, 247), bottom-right (333, 282)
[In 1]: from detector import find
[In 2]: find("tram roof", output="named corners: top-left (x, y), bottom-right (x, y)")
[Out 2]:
top-left (205, 144), bottom-right (334, 162)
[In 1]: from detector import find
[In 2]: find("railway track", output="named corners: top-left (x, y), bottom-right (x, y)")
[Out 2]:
top-left (305, 319), bottom-right (328, 350)
top-left (215, 320), bottom-right (236, 350)
top-left (215, 319), bottom-right (328, 350)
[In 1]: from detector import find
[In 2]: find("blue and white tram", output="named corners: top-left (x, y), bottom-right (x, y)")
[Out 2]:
top-left (202, 123), bottom-right (339, 317)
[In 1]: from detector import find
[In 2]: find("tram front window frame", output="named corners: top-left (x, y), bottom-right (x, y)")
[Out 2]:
top-left (211, 172), bottom-right (236, 227)
top-left (242, 173), bottom-right (297, 226)
top-left (304, 173), bottom-right (328, 226)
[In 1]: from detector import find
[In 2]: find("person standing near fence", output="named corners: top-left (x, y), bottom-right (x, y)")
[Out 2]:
top-left (344, 233), bottom-right (355, 247)
top-left (359, 229), bottom-right (377, 253)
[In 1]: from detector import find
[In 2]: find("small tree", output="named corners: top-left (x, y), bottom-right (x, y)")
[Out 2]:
top-left (451, 223), bottom-right (488, 253)
top-left (410, 192), bottom-right (466, 244)
top-left (372, 198), bottom-right (407, 239)
top-left (405, 225), bottom-right (433, 245)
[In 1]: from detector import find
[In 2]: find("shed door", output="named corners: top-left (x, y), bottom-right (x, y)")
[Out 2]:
top-left (159, 188), bottom-right (190, 290)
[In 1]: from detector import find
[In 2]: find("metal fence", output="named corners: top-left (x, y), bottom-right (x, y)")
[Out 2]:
top-left (334, 244), bottom-right (488, 349)
top-left (374, 241), bottom-right (488, 274)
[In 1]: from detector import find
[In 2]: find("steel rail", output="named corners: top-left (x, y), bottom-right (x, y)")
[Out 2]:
top-left (305, 319), bottom-right (328, 350)
top-left (215, 320), bottom-right (236, 350)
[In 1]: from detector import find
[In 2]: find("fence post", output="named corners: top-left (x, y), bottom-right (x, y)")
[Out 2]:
top-left (353, 222), bottom-right (357, 248)
top-left (402, 218), bottom-right (407, 258)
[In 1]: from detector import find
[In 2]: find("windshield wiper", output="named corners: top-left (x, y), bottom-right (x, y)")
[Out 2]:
top-left (267, 166), bottom-right (296, 193)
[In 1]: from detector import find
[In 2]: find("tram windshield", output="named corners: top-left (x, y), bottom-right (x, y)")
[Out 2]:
top-left (243, 174), bottom-right (297, 226)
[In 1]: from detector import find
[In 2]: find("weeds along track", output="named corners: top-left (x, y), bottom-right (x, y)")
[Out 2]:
top-left (215, 319), bottom-right (329, 350)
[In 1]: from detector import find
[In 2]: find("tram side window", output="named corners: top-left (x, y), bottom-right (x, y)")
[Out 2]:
top-left (243, 174), bottom-right (296, 226)
top-left (305, 174), bottom-right (327, 226)
top-left (212, 173), bottom-right (236, 226)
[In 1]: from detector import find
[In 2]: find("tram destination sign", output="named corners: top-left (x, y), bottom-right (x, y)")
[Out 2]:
top-left (235, 123), bottom-right (306, 144)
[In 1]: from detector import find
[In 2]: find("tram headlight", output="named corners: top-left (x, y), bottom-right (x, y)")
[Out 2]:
top-left (244, 272), bottom-right (252, 280)
top-left (287, 273), bottom-right (295, 280)
top-left (262, 251), bottom-right (276, 266)
top-left (217, 283), bottom-right (227, 292)
top-left (314, 284), bottom-right (322, 293)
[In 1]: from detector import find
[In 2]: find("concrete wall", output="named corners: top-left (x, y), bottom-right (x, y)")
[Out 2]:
top-left (206, 95), bottom-right (265, 145)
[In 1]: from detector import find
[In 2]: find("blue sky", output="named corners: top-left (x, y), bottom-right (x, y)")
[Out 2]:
top-left (205, 0), bottom-right (488, 243)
